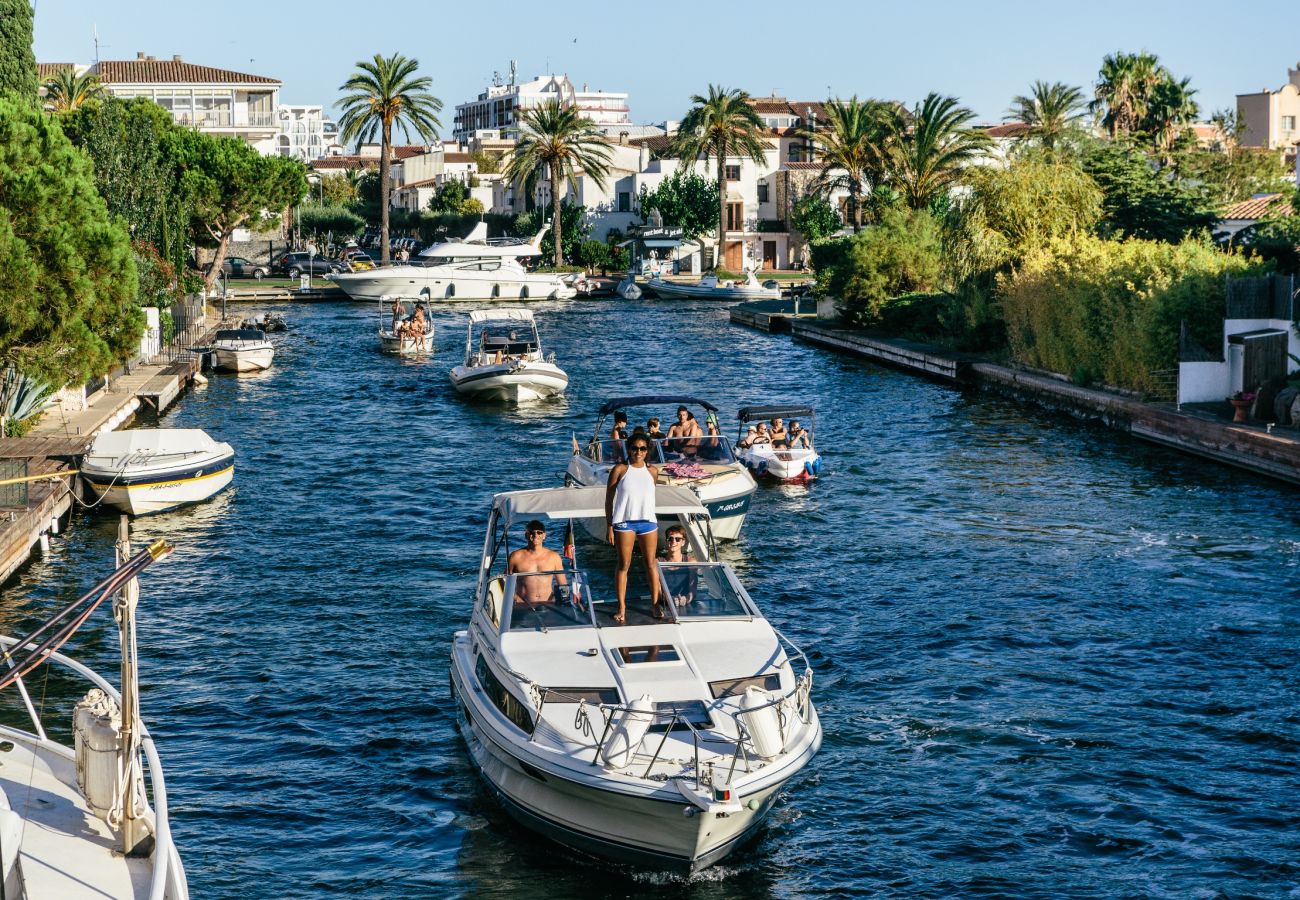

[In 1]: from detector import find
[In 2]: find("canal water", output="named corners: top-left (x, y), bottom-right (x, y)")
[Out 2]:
top-left (3, 299), bottom-right (1298, 898)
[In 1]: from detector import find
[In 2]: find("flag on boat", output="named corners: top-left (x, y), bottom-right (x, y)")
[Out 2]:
top-left (563, 519), bottom-right (575, 562)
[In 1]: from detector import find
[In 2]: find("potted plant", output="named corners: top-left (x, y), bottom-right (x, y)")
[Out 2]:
top-left (1228, 391), bottom-right (1256, 423)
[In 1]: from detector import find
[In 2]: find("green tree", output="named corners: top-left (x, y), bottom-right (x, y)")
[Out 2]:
top-left (890, 93), bottom-right (990, 210)
top-left (816, 208), bottom-right (944, 325)
top-left (1176, 147), bottom-right (1288, 205)
top-left (428, 180), bottom-right (469, 214)
top-left (337, 53), bottom-right (442, 264)
top-left (1082, 142), bottom-right (1216, 242)
top-left (803, 96), bottom-right (901, 230)
top-left (169, 130), bottom-right (308, 289)
top-left (1234, 217), bottom-right (1300, 275)
top-left (319, 173), bottom-right (357, 206)
top-left (1005, 81), bottom-right (1086, 153)
top-left (790, 194), bottom-right (841, 243)
top-left (42, 68), bottom-right (102, 112)
top-left (672, 85), bottom-right (769, 263)
top-left (298, 203), bottom-right (365, 239)
top-left (636, 168), bottom-right (719, 239)
top-left (0, 97), bottom-right (141, 387)
top-left (470, 149), bottom-right (501, 174)
top-left (1091, 51), bottom-right (1163, 138)
top-left (513, 202), bottom-right (588, 265)
top-left (1144, 75), bottom-right (1199, 166)
top-left (577, 239), bottom-right (612, 273)
top-left (0, 0), bottom-right (37, 102)
top-left (504, 98), bottom-right (612, 267)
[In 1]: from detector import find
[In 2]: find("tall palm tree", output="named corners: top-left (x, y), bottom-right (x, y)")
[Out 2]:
top-left (1005, 81), bottom-right (1085, 152)
top-left (1145, 76), bottom-right (1199, 166)
top-left (337, 53), bottom-right (441, 264)
top-left (672, 85), bottom-right (769, 268)
top-left (890, 93), bottom-right (989, 211)
top-left (42, 68), bottom-right (102, 112)
top-left (1091, 51), bottom-right (1162, 139)
top-left (802, 96), bottom-right (901, 231)
top-left (503, 98), bottom-right (613, 268)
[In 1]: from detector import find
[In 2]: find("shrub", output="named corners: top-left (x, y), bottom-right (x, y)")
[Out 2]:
top-left (816, 208), bottom-right (943, 325)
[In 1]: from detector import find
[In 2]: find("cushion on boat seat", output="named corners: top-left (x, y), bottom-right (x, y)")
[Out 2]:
top-left (486, 577), bottom-right (505, 627)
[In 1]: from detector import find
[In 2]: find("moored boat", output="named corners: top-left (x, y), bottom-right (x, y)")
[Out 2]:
top-left (735, 404), bottom-right (823, 483)
top-left (210, 328), bottom-right (274, 373)
top-left (450, 308), bottom-right (568, 402)
top-left (449, 486), bottom-right (820, 873)
top-left (645, 269), bottom-right (780, 301)
top-left (80, 428), bottom-right (235, 515)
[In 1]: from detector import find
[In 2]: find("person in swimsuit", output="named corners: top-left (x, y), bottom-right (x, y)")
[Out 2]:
top-left (657, 524), bottom-right (696, 607)
top-left (769, 417), bottom-right (788, 447)
top-left (507, 520), bottom-right (567, 605)
top-left (737, 425), bottom-right (758, 448)
top-left (666, 405), bottom-right (703, 457)
top-left (605, 435), bottom-right (661, 622)
top-left (391, 299), bottom-right (407, 336)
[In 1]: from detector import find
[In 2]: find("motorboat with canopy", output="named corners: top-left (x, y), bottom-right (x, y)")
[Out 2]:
top-left (645, 269), bottom-right (780, 301)
top-left (80, 428), bottom-right (235, 515)
top-left (378, 295), bottom-right (435, 355)
top-left (566, 396), bottom-right (757, 541)
top-left (210, 328), bottom-right (274, 373)
top-left (449, 486), bottom-right (820, 873)
top-left (0, 519), bottom-right (189, 898)
top-left (449, 308), bottom-right (568, 402)
top-left (735, 404), bottom-right (822, 483)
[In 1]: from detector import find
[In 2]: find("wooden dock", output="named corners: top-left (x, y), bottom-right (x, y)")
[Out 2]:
top-left (790, 320), bottom-right (971, 382)
top-left (729, 298), bottom-right (819, 333)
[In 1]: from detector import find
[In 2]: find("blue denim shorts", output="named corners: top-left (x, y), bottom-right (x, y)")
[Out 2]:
top-left (612, 519), bottom-right (657, 535)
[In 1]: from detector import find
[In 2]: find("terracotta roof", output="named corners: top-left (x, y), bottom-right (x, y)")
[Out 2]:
top-left (92, 57), bottom-right (279, 85)
top-left (1221, 193), bottom-right (1292, 221)
top-left (310, 156), bottom-right (379, 170)
top-left (750, 98), bottom-right (828, 120)
top-left (391, 145), bottom-right (430, 160)
top-left (398, 178), bottom-right (440, 189)
top-left (984, 123), bottom-right (1031, 138)
top-left (443, 152), bottom-right (473, 163)
top-left (784, 161), bottom-right (824, 170)
top-left (37, 63), bottom-right (76, 78)
top-left (628, 134), bottom-right (676, 157)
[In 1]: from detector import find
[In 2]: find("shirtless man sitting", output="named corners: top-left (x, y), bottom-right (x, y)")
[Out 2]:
top-left (507, 520), bottom-right (568, 604)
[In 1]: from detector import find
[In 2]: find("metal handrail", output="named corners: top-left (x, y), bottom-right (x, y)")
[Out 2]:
top-left (0, 636), bottom-right (182, 900)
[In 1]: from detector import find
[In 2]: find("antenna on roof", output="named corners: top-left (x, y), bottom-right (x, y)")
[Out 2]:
top-left (92, 24), bottom-right (107, 65)
top-left (509, 60), bottom-right (517, 86)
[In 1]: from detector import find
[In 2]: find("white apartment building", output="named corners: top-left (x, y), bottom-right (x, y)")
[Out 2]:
top-left (276, 105), bottom-right (339, 161)
top-left (453, 68), bottom-right (630, 142)
top-left (40, 54), bottom-right (284, 154)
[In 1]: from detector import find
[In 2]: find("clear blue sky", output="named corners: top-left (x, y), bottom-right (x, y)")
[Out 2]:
top-left (32, 0), bottom-right (1300, 128)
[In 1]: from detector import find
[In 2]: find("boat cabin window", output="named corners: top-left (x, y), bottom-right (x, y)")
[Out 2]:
top-left (614, 645), bottom-right (681, 665)
top-left (539, 686), bottom-right (621, 705)
top-left (657, 563), bottom-right (756, 619)
top-left (474, 655), bottom-right (534, 732)
top-left (708, 673), bottom-right (781, 700)
top-left (503, 571), bottom-right (592, 631)
top-left (457, 260), bottom-right (503, 271)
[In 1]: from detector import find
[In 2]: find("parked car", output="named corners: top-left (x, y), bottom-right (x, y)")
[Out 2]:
top-left (343, 250), bottom-right (375, 271)
top-left (203, 256), bottom-right (269, 279)
top-left (272, 252), bottom-right (344, 277)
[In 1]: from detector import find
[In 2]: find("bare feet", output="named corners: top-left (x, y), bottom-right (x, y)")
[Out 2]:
top-left (613, 606), bottom-right (626, 623)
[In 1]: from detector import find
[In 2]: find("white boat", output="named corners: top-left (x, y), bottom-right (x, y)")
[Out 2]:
top-left (80, 428), bottom-right (235, 515)
top-left (328, 224), bottom-right (576, 303)
top-left (614, 273), bottom-right (642, 300)
top-left (566, 396), bottom-right (757, 541)
top-left (210, 328), bottom-right (274, 373)
top-left (378, 296), bottom-right (435, 355)
top-left (0, 522), bottom-right (189, 898)
top-left (449, 308), bottom-right (568, 402)
top-left (735, 404), bottom-right (823, 483)
top-left (646, 269), bottom-right (780, 301)
top-left (449, 486), bottom-right (821, 873)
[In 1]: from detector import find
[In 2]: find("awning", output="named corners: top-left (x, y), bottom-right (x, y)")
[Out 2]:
top-left (642, 239), bottom-right (680, 248)
top-left (494, 485), bottom-right (706, 527)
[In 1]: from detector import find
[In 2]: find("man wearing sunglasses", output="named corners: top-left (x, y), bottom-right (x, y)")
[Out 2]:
top-left (508, 519), bottom-right (568, 605)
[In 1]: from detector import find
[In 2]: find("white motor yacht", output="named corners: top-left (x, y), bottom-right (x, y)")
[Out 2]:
top-left (80, 428), bottom-right (235, 515)
top-left (327, 224), bottom-right (576, 303)
top-left (735, 404), bottom-right (823, 483)
top-left (566, 396), bottom-right (757, 541)
top-left (378, 296), bottom-right (435, 355)
top-left (210, 328), bottom-right (274, 373)
top-left (0, 523), bottom-right (188, 898)
top-left (449, 486), bottom-right (820, 873)
top-left (449, 308), bottom-right (568, 402)
top-left (646, 269), bottom-right (780, 301)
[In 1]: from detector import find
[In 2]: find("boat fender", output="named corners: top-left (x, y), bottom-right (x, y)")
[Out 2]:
top-left (599, 694), bottom-right (655, 769)
top-left (520, 286), bottom-right (530, 299)
top-left (73, 689), bottom-right (121, 820)
top-left (491, 284), bottom-right (500, 298)
top-left (814, 457), bottom-right (822, 476)
top-left (738, 686), bottom-right (784, 759)
top-left (804, 459), bottom-right (815, 477)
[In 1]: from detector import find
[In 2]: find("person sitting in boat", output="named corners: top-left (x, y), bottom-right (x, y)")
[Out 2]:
top-left (658, 524), bottom-right (696, 607)
top-left (788, 420), bottom-right (811, 449)
top-left (646, 417), bottom-right (665, 440)
top-left (391, 300), bottom-right (407, 336)
top-left (752, 422), bottom-right (772, 445)
top-left (408, 303), bottom-right (429, 339)
top-left (507, 520), bottom-right (567, 605)
top-left (769, 417), bottom-right (789, 447)
top-left (666, 406), bottom-right (703, 457)
top-left (737, 425), bottom-right (758, 448)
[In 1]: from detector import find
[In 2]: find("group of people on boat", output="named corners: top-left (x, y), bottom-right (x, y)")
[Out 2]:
top-left (390, 300), bottom-right (429, 341)
top-left (738, 416), bottom-right (811, 450)
top-left (604, 405), bottom-right (725, 462)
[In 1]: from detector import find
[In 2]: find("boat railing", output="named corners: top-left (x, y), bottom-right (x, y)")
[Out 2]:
top-left (0, 635), bottom-right (185, 900)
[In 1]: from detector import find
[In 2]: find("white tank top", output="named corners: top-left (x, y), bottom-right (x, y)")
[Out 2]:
top-left (611, 464), bottom-right (656, 524)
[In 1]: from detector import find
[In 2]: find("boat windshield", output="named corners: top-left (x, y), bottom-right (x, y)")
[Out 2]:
top-left (503, 571), bottom-right (592, 631)
top-left (581, 438), bottom-right (667, 465)
top-left (480, 324), bottom-right (539, 355)
top-left (655, 436), bottom-right (735, 465)
top-left (656, 563), bottom-right (756, 619)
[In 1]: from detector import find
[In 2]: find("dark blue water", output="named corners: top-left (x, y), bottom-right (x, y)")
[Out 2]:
top-left (3, 299), bottom-right (1298, 898)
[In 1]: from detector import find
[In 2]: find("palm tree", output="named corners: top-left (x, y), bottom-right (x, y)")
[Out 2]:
top-left (1091, 51), bottom-right (1163, 139)
top-left (1145, 76), bottom-right (1199, 166)
top-left (672, 85), bottom-right (769, 268)
top-left (802, 96), bottom-right (901, 231)
top-left (42, 68), bottom-right (102, 112)
top-left (1006, 81), bottom-right (1085, 152)
top-left (890, 93), bottom-right (990, 211)
top-left (502, 98), bottom-right (613, 268)
top-left (337, 53), bottom-right (441, 264)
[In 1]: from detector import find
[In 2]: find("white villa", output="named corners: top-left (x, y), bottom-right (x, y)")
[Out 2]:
top-left (276, 104), bottom-right (340, 161)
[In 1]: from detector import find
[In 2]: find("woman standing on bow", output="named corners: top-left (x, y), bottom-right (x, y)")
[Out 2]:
top-left (606, 434), bottom-right (661, 623)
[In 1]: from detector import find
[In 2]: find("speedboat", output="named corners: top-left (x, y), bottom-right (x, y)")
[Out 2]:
top-left (0, 523), bottom-right (189, 898)
top-left (327, 224), bottom-right (576, 303)
top-left (449, 486), bottom-right (821, 873)
top-left (210, 328), bottom-right (274, 373)
top-left (378, 296), bottom-right (435, 355)
top-left (735, 404), bottom-right (823, 483)
top-left (645, 269), bottom-right (780, 301)
top-left (449, 308), bottom-right (568, 402)
top-left (565, 396), bottom-right (757, 541)
top-left (80, 428), bottom-right (235, 515)
top-left (240, 313), bottom-right (287, 333)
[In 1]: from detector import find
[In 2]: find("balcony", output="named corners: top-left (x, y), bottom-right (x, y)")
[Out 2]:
top-left (172, 111), bottom-right (276, 129)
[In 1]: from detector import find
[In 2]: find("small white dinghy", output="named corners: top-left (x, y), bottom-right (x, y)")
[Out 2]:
top-left (378, 295), bottom-right (434, 355)
top-left (81, 428), bottom-right (235, 515)
top-left (211, 328), bottom-right (274, 373)
top-left (735, 404), bottom-right (822, 483)
top-left (646, 268), bottom-right (780, 301)
top-left (449, 308), bottom-right (568, 402)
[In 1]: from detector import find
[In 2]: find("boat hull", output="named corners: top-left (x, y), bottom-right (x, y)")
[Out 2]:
top-left (738, 448), bottom-right (822, 483)
top-left (212, 346), bottom-right (273, 373)
top-left (330, 267), bottom-right (575, 303)
top-left (646, 280), bottom-right (780, 301)
top-left (379, 331), bottom-right (435, 355)
top-left (450, 363), bottom-right (568, 402)
top-left (82, 460), bottom-right (234, 516)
